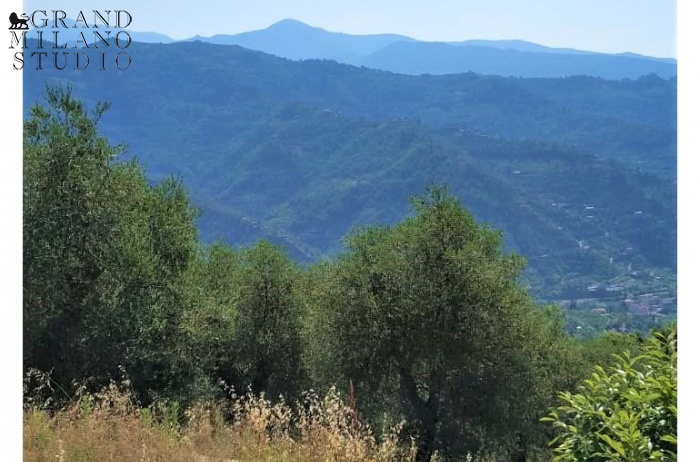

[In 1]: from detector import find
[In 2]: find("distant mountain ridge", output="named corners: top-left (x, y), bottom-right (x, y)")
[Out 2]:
top-left (357, 41), bottom-right (676, 79)
top-left (181, 19), bottom-right (676, 79)
top-left (41, 18), bottom-right (675, 79)
top-left (450, 39), bottom-right (596, 55)
top-left (128, 31), bottom-right (175, 44)
top-left (186, 19), bottom-right (416, 62)
top-left (19, 17), bottom-right (176, 43)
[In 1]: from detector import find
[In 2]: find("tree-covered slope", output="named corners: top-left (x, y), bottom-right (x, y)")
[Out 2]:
top-left (23, 40), bottom-right (676, 300)
top-left (24, 41), bottom-right (676, 174)
top-left (185, 106), bottom-right (676, 298)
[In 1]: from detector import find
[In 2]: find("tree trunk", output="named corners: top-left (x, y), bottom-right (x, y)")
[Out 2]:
top-left (398, 366), bottom-right (440, 462)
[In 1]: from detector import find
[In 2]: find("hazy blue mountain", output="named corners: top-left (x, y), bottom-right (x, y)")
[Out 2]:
top-left (450, 39), bottom-right (596, 55)
top-left (452, 40), bottom-right (677, 65)
top-left (20, 18), bottom-right (176, 44)
top-left (127, 31), bottom-right (175, 43)
top-left (21, 18), bottom-right (675, 79)
top-left (614, 52), bottom-right (677, 64)
top-left (186, 18), bottom-right (415, 62)
top-left (180, 19), bottom-right (675, 79)
top-left (359, 41), bottom-right (676, 79)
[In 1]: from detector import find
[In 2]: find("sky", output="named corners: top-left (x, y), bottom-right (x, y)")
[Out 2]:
top-left (22, 0), bottom-right (677, 58)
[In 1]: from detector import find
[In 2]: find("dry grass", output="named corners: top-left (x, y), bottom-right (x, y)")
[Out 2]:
top-left (23, 382), bottom-right (417, 462)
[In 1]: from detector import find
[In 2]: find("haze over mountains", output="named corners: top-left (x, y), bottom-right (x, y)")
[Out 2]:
top-left (68, 18), bottom-right (676, 79)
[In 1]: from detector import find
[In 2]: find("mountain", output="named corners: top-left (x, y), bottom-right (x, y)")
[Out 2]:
top-left (22, 40), bottom-right (677, 301)
top-left (127, 31), bottom-right (175, 43)
top-left (358, 41), bottom-right (677, 79)
top-left (448, 40), bottom-right (676, 65)
top-left (17, 17), bottom-right (176, 44)
top-left (450, 39), bottom-right (597, 55)
top-left (615, 52), bottom-right (677, 64)
top-left (25, 18), bottom-right (676, 79)
top-left (186, 18), bottom-right (415, 62)
top-left (182, 19), bottom-right (676, 79)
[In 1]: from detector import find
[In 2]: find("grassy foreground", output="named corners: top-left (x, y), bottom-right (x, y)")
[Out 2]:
top-left (23, 383), bottom-right (418, 462)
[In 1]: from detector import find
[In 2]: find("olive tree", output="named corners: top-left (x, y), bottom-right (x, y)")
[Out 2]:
top-left (24, 86), bottom-right (200, 405)
top-left (307, 186), bottom-right (563, 461)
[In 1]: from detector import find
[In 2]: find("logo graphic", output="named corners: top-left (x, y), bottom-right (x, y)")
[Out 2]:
top-left (9, 9), bottom-right (134, 71)
top-left (8, 12), bottom-right (29, 29)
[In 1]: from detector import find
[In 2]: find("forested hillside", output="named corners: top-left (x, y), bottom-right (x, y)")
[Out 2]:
top-left (23, 39), bottom-right (676, 310)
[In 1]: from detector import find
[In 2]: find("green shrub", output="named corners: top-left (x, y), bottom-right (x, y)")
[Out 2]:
top-left (542, 325), bottom-right (677, 461)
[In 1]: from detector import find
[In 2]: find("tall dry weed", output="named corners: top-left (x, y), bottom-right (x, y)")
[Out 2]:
top-left (24, 379), bottom-right (417, 462)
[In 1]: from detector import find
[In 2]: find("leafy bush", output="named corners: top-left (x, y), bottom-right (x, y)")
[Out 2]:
top-left (542, 325), bottom-right (677, 461)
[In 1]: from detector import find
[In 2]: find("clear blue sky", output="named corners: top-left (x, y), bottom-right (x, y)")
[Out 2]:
top-left (23, 0), bottom-right (676, 58)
